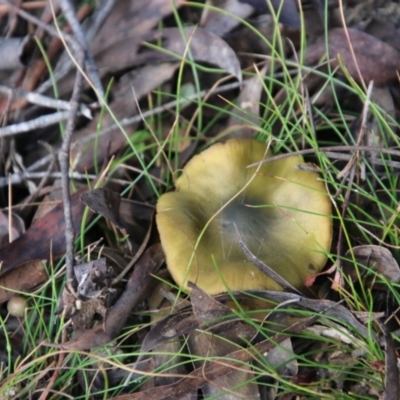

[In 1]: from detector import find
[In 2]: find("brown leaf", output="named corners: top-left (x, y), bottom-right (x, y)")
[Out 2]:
top-left (80, 188), bottom-right (122, 229)
top-left (110, 316), bottom-right (316, 400)
top-left (189, 282), bottom-right (232, 324)
top-left (306, 28), bottom-right (400, 86)
top-left (0, 189), bottom-right (89, 278)
top-left (80, 187), bottom-right (153, 236)
top-left (91, 0), bottom-right (185, 74)
top-left (384, 327), bottom-right (399, 400)
top-left (188, 284), bottom-right (259, 398)
top-left (0, 261), bottom-right (47, 304)
top-left (188, 330), bottom-right (260, 399)
top-left (141, 308), bottom-right (198, 353)
top-left (200, 0), bottom-right (254, 37)
top-left (344, 245), bottom-right (400, 283)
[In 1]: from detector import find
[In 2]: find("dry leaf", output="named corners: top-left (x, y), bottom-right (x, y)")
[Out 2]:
top-left (0, 189), bottom-right (89, 278)
top-left (344, 245), bottom-right (400, 283)
top-left (306, 27), bottom-right (400, 86)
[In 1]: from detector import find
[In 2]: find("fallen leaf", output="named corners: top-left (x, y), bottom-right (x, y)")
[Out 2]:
top-left (200, 0), bottom-right (254, 37)
top-left (111, 316), bottom-right (316, 400)
top-left (0, 35), bottom-right (35, 70)
top-left (187, 284), bottom-right (259, 398)
top-left (383, 325), bottom-right (399, 400)
top-left (306, 27), bottom-right (400, 86)
top-left (0, 210), bottom-right (25, 247)
top-left (0, 189), bottom-right (89, 278)
top-left (80, 189), bottom-right (122, 230)
top-left (51, 0), bottom-right (185, 97)
top-left (265, 337), bottom-right (297, 376)
top-left (344, 245), bottom-right (400, 283)
top-left (137, 27), bottom-right (243, 84)
top-left (188, 329), bottom-right (260, 399)
top-left (0, 260), bottom-right (47, 304)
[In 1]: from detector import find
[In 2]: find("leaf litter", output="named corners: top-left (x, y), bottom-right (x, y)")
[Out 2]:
top-left (1, 0), bottom-right (400, 399)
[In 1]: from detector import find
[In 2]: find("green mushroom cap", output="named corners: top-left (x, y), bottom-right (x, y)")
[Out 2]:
top-left (156, 139), bottom-right (332, 295)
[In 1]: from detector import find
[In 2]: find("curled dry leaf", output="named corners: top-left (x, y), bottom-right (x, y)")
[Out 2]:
top-left (0, 261), bottom-right (47, 304)
top-left (343, 245), bottom-right (400, 283)
top-left (188, 329), bottom-right (260, 399)
top-left (0, 210), bottom-right (25, 247)
top-left (306, 27), bottom-right (400, 86)
top-left (0, 35), bottom-right (35, 70)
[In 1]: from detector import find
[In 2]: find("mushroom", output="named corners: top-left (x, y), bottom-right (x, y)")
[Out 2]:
top-left (156, 139), bottom-right (332, 295)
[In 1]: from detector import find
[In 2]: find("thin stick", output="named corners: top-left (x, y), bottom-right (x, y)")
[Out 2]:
top-left (59, 0), bottom-right (104, 100)
top-left (58, 51), bottom-right (85, 289)
top-left (0, 84), bottom-right (92, 117)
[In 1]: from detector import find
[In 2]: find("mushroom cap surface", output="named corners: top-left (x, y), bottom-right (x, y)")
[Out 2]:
top-left (156, 139), bottom-right (332, 294)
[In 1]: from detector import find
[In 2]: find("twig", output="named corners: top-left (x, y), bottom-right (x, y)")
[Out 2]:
top-left (59, 0), bottom-right (104, 100)
top-left (247, 145), bottom-right (400, 167)
top-left (0, 110), bottom-right (70, 138)
top-left (0, 171), bottom-right (129, 188)
top-left (0, 84), bottom-right (92, 117)
top-left (58, 51), bottom-right (85, 290)
top-left (234, 224), bottom-right (302, 295)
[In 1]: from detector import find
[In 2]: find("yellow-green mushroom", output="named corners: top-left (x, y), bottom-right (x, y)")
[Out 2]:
top-left (156, 139), bottom-right (332, 295)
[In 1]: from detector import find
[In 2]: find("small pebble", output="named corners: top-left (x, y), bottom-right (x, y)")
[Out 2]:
top-left (7, 296), bottom-right (28, 317)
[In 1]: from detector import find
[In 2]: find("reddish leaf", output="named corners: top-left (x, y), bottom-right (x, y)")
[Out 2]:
top-left (0, 189), bottom-right (89, 277)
